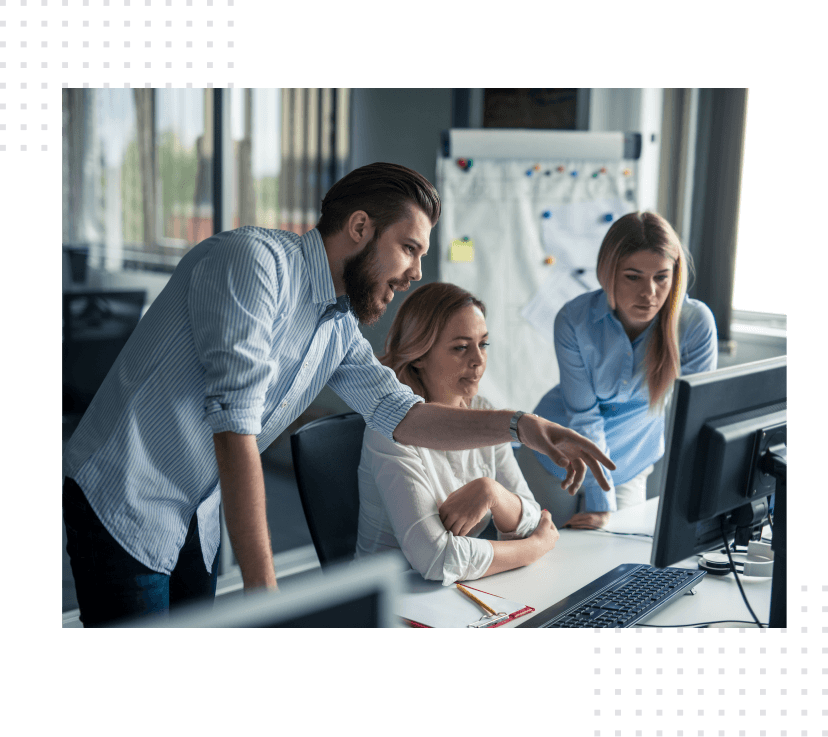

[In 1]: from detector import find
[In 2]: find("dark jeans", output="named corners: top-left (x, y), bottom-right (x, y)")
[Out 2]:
top-left (63, 477), bottom-right (220, 627)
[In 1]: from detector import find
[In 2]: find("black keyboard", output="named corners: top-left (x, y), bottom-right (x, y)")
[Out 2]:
top-left (517, 563), bottom-right (706, 628)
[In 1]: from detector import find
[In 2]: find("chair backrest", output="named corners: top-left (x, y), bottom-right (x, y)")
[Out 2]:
top-left (290, 412), bottom-right (367, 567)
top-left (62, 289), bottom-right (146, 418)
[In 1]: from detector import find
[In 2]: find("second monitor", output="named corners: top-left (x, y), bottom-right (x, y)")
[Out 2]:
top-left (651, 355), bottom-right (786, 626)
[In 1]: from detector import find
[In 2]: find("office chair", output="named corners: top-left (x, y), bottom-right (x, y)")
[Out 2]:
top-left (290, 412), bottom-right (367, 567)
top-left (62, 290), bottom-right (146, 419)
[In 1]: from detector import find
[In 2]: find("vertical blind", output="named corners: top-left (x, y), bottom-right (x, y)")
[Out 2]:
top-left (279, 88), bottom-right (350, 234)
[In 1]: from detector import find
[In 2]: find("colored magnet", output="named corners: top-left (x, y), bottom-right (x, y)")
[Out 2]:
top-left (533, 164), bottom-right (541, 171)
top-left (604, 213), bottom-right (614, 222)
top-left (450, 238), bottom-right (475, 262)
top-left (456, 158), bottom-right (474, 171)
top-left (557, 165), bottom-right (565, 173)
top-left (600, 167), bottom-right (607, 174)
top-left (526, 169), bottom-right (534, 176)
top-left (592, 172), bottom-right (599, 178)
top-left (570, 170), bottom-right (578, 177)
top-left (542, 210), bottom-right (552, 219)
top-left (623, 168), bottom-right (632, 177)
top-left (545, 256), bottom-right (556, 266)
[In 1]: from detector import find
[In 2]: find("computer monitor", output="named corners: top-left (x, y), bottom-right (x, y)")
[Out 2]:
top-left (117, 551), bottom-right (407, 628)
top-left (651, 355), bottom-right (787, 627)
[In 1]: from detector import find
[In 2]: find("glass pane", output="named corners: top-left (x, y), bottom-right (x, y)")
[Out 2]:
top-left (154, 89), bottom-right (212, 269)
top-left (732, 90), bottom-right (786, 316)
top-left (95, 89), bottom-right (140, 272)
top-left (229, 88), bottom-right (281, 230)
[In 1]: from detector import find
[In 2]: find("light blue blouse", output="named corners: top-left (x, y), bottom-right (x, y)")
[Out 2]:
top-left (532, 289), bottom-right (717, 511)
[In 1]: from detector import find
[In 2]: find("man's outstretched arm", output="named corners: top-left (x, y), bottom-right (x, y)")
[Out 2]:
top-left (393, 403), bottom-right (616, 495)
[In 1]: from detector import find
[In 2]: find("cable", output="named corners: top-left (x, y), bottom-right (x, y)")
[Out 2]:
top-left (720, 518), bottom-right (764, 628)
top-left (638, 620), bottom-right (769, 628)
top-left (567, 526), bottom-right (653, 539)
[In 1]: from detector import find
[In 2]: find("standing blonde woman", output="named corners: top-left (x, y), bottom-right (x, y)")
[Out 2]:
top-left (522, 211), bottom-right (717, 529)
top-left (355, 282), bottom-right (565, 586)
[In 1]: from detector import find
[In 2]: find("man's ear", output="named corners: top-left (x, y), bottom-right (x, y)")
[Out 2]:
top-left (346, 210), bottom-right (373, 245)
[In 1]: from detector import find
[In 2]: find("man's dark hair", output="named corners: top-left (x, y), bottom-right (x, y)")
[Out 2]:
top-left (316, 162), bottom-right (441, 238)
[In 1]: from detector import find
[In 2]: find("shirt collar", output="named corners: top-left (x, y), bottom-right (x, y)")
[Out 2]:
top-left (300, 228), bottom-right (338, 307)
top-left (592, 290), bottom-right (613, 324)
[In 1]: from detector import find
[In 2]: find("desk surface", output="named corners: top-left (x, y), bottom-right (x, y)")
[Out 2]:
top-left (478, 498), bottom-right (772, 628)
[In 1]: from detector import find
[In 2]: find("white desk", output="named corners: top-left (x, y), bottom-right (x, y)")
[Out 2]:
top-left (478, 498), bottom-right (772, 628)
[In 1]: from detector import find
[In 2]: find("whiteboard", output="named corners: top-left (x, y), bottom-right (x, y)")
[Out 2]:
top-left (437, 135), bottom-right (640, 412)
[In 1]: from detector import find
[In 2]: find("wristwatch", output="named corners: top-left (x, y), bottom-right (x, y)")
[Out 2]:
top-left (509, 410), bottom-right (533, 443)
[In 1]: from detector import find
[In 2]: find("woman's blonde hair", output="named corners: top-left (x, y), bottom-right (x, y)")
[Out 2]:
top-left (596, 211), bottom-right (690, 409)
top-left (378, 282), bottom-right (486, 402)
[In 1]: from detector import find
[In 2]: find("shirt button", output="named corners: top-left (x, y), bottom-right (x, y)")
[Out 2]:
top-left (281, 401), bottom-right (288, 408)
top-left (622, 380), bottom-right (628, 385)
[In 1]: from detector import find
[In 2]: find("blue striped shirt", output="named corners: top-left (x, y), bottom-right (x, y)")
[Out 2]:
top-left (532, 290), bottom-right (717, 512)
top-left (63, 227), bottom-right (423, 575)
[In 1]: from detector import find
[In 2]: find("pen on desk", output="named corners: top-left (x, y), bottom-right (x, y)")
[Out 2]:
top-left (456, 583), bottom-right (497, 616)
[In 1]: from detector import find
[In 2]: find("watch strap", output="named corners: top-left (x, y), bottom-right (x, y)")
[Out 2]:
top-left (509, 410), bottom-right (526, 443)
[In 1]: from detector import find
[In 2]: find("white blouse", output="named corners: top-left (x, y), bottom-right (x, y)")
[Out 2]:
top-left (355, 395), bottom-right (542, 585)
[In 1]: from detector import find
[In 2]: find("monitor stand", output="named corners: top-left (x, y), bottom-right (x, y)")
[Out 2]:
top-left (767, 449), bottom-right (786, 628)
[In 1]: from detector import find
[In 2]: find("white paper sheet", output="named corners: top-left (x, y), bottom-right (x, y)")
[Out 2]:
top-left (396, 573), bottom-right (529, 628)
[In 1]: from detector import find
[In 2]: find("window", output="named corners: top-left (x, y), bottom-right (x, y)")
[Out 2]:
top-left (64, 88), bottom-right (215, 274)
top-left (229, 89), bottom-right (281, 230)
top-left (63, 88), bottom-right (349, 281)
top-left (732, 89), bottom-right (786, 317)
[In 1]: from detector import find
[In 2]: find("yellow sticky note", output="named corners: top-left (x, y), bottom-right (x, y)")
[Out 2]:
top-left (450, 239), bottom-right (474, 262)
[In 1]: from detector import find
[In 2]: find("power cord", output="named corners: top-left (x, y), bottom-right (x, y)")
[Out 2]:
top-left (567, 526), bottom-right (653, 539)
top-left (638, 619), bottom-right (769, 628)
top-left (720, 518), bottom-right (764, 628)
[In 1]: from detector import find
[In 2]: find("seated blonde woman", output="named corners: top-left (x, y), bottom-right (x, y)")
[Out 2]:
top-left (355, 282), bottom-right (558, 585)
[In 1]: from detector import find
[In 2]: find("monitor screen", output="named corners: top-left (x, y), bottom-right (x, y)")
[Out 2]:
top-left (117, 551), bottom-right (407, 628)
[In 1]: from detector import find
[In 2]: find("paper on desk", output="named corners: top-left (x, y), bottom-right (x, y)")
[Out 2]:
top-left (396, 573), bottom-right (528, 628)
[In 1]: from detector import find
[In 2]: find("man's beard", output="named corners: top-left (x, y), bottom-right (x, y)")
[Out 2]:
top-left (342, 232), bottom-right (409, 326)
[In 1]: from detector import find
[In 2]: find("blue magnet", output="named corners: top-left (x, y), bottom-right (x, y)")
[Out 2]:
top-left (570, 170), bottom-right (578, 177)
top-left (526, 169), bottom-right (534, 176)
top-left (542, 210), bottom-right (552, 219)
top-left (604, 213), bottom-right (614, 222)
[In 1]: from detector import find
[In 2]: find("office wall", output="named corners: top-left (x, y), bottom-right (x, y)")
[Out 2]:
top-left (308, 88), bottom-right (453, 415)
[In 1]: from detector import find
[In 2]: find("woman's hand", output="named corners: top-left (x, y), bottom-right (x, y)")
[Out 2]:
top-left (438, 478), bottom-right (497, 537)
top-left (564, 511), bottom-right (611, 530)
top-left (518, 414), bottom-right (616, 495)
top-left (530, 509), bottom-right (559, 556)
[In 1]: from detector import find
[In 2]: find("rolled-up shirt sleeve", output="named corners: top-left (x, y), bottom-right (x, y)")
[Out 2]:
top-left (188, 230), bottom-right (280, 435)
top-left (493, 440), bottom-right (542, 539)
top-left (328, 331), bottom-right (423, 442)
top-left (362, 428), bottom-right (493, 586)
top-left (554, 307), bottom-right (611, 463)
